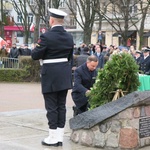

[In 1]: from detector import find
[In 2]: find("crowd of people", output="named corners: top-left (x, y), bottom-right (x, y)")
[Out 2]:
top-left (0, 43), bottom-right (35, 68)
top-left (0, 43), bottom-right (33, 58)
top-left (71, 42), bottom-right (150, 116)
top-left (73, 42), bottom-right (150, 74)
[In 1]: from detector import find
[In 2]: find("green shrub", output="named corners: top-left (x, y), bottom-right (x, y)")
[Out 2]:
top-left (0, 68), bottom-right (26, 82)
top-left (88, 53), bottom-right (140, 109)
top-left (19, 56), bottom-right (41, 82)
top-left (0, 56), bottom-right (41, 82)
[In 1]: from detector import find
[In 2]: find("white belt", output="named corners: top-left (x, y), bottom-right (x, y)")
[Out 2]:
top-left (39, 58), bottom-right (68, 65)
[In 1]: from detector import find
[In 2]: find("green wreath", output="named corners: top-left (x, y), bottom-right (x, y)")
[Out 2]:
top-left (88, 53), bottom-right (140, 109)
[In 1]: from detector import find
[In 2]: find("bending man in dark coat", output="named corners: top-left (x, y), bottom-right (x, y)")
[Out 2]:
top-left (31, 8), bottom-right (74, 147)
top-left (71, 55), bottom-right (98, 115)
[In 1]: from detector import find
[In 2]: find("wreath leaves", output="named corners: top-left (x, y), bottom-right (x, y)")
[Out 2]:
top-left (88, 53), bottom-right (140, 109)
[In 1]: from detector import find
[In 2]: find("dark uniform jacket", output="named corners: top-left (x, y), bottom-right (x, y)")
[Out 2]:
top-left (135, 56), bottom-right (142, 66)
top-left (71, 63), bottom-right (97, 108)
top-left (31, 26), bottom-right (74, 93)
top-left (139, 55), bottom-right (150, 75)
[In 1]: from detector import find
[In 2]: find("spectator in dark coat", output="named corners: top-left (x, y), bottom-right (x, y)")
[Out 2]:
top-left (76, 46), bottom-right (90, 67)
top-left (9, 43), bottom-right (19, 58)
top-left (94, 44), bottom-right (104, 69)
top-left (19, 44), bottom-right (31, 56)
top-left (77, 43), bottom-right (86, 55)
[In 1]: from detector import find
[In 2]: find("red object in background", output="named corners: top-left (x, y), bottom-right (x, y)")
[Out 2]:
top-left (41, 28), bottom-right (46, 33)
top-left (4, 26), bottom-right (24, 31)
top-left (3, 25), bottom-right (47, 47)
top-left (5, 37), bottom-right (12, 48)
top-left (30, 23), bottom-right (35, 32)
top-left (4, 31), bottom-right (12, 48)
top-left (127, 38), bottom-right (131, 47)
top-left (0, 37), bottom-right (8, 49)
top-left (4, 31), bottom-right (12, 38)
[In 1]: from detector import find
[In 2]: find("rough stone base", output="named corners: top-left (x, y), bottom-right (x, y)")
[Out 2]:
top-left (70, 106), bottom-right (150, 149)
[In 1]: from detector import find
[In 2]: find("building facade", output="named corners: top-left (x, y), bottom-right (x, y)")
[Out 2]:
top-left (91, 0), bottom-right (150, 49)
top-left (1, 0), bottom-right (150, 49)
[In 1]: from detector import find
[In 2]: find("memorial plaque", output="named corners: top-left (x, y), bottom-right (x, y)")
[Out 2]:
top-left (139, 117), bottom-right (150, 138)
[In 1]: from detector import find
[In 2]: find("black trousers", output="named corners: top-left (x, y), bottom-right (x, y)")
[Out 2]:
top-left (43, 89), bottom-right (68, 129)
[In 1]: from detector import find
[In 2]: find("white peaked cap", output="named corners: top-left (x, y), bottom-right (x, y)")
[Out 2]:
top-left (49, 8), bottom-right (67, 19)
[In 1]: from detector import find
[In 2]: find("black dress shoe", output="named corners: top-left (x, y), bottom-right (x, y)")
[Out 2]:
top-left (72, 106), bottom-right (78, 117)
top-left (57, 142), bottom-right (63, 146)
top-left (41, 141), bottom-right (58, 147)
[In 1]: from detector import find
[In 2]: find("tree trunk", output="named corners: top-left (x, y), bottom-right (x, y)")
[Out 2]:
top-left (24, 29), bottom-right (30, 44)
top-left (83, 27), bottom-right (92, 45)
top-left (34, 15), bottom-right (41, 43)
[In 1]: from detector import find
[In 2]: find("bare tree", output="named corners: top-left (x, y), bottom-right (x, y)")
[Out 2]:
top-left (94, 1), bottom-right (105, 32)
top-left (133, 0), bottom-right (150, 49)
top-left (49, 0), bottom-right (61, 8)
top-left (10, 0), bottom-right (33, 44)
top-left (66, 0), bottom-right (99, 45)
top-left (26, 0), bottom-right (47, 43)
top-left (97, 0), bottom-right (150, 48)
top-left (27, 0), bottom-right (63, 43)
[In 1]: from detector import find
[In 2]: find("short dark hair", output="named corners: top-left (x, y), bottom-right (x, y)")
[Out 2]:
top-left (87, 55), bottom-right (98, 62)
top-left (83, 46), bottom-right (89, 52)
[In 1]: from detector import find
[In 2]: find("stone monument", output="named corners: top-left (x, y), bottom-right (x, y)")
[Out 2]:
top-left (69, 91), bottom-right (150, 149)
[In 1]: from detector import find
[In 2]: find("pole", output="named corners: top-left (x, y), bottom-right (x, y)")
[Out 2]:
top-left (0, 0), bottom-right (4, 38)
top-left (45, 0), bottom-right (47, 28)
top-left (111, 4), bottom-right (113, 45)
top-left (45, 0), bottom-right (49, 28)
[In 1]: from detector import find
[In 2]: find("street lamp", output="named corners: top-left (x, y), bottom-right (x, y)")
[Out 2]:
top-left (0, 0), bottom-right (4, 38)
top-left (45, 0), bottom-right (49, 28)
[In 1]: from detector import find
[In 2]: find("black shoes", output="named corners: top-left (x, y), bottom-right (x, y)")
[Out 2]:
top-left (72, 105), bottom-right (78, 117)
top-left (57, 142), bottom-right (63, 146)
top-left (41, 141), bottom-right (63, 146)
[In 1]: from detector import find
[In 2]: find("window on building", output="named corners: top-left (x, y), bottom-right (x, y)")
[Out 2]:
top-left (129, 5), bottom-right (137, 15)
top-left (70, 1), bottom-right (76, 10)
top-left (17, 14), bottom-right (22, 23)
top-left (40, 18), bottom-right (45, 24)
top-left (102, 2), bottom-right (107, 13)
top-left (29, 0), bottom-right (35, 5)
top-left (70, 15), bottom-right (76, 26)
top-left (129, 0), bottom-right (137, 15)
top-left (60, 0), bottom-right (65, 8)
top-left (28, 13), bottom-right (33, 23)
top-left (15, 0), bottom-right (19, 3)
top-left (17, 31), bottom-right (24, 37)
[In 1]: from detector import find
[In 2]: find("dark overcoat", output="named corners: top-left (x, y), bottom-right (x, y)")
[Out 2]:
top-left (71, 63), bottom-right (97, 108)
top-left (139, 55), bottom-right (150, 74)
top-left (76, 52), bottom-right (90, 67)
top-left (31, 26), bottom-right (74, 93)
